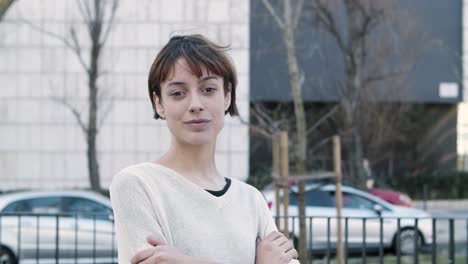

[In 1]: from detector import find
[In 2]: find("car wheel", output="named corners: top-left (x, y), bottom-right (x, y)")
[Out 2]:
top-left (0, 246), bottom-right (17, 264)
top-left (395, 228), bottom-right (422, 255)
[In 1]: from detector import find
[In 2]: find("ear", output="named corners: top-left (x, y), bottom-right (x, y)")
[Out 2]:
top-left (224, 85), bottom-right (232, 112)
top-left (153, 92), bottom-right (165, 119)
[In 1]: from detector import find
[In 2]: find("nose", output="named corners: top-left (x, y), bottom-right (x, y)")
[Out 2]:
top-left (189, 92), bottom-right (204, 113)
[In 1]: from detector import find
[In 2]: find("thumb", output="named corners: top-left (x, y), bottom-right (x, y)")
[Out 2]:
top-left (147, 235), bottom-right (167, 246)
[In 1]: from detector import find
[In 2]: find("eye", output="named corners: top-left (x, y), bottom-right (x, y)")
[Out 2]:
top-left (204, 87), bottom-right (217, 93)
top-left (170, 91), bottom-right (184, 97)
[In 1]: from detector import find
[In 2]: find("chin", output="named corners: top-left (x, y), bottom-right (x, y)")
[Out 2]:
top-left (180, 134), bottom-right (214, 146)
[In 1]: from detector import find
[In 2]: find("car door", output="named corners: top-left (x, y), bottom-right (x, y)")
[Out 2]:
top-left (61, 197), bottom-right (115, 261)
top-left (338, 191), bottom-right (392, 250)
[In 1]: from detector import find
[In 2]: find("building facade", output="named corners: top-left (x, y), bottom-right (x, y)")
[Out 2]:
top-left (0, 0), bottom-right (250, 190)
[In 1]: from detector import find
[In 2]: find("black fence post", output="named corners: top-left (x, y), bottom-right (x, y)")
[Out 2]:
top-left (449, 219), bottom-right (455, 264)
top-left (36, 215), bottom-right (40, 263)
top-left (93, 214), bottom-right (97, 264)
top-left (55, 215), bottom-right (59, 264)
top-left (362, 218), bottom-right (367, 264)
top-left (308, 217), bottom-right (313, 264)
top-left (414, 218), bottom-right (419, 264)
top-left (345, 217), bottom-right (348, 264)
top-left (397, 218), bottom-right (401, 264)
top-left (379, 217), bottom-right (383, 264)
top-left (326, 217), bottom-right (331, 264)
top-left (75, 213), bottom-right (78, 264)
top-left (432, 218), bottom-right (437, 264)
top-left (17, 215), bottom-right (21, 263)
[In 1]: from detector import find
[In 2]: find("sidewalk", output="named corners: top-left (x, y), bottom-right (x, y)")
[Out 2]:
top-left (413, 199), bottom-right (468, 210)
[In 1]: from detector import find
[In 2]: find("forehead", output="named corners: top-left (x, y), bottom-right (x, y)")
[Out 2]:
top-left (164, 58), bottom-right (220, 83)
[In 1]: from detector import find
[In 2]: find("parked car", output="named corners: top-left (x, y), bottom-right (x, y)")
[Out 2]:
top-left (368, 188), bottom-right (413, 207)
top-left (0, 190), bottom-right (117, 264)
top-left (262, 184), bottom-right (432, 255)
top-left (284, 173), bottom-right (414, 207)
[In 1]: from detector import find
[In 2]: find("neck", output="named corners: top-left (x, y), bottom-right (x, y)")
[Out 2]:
top-left (156, 137), bottom-right (225, 189)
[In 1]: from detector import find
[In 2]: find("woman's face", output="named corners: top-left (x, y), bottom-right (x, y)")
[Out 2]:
top-left (154, 58), bottom-right (231, 146)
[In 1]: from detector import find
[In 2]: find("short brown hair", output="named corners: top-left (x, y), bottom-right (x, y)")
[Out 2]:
top-left (148, 34), bottom-right (239, 119)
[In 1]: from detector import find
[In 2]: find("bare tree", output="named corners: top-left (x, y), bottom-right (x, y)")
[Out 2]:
top-left (21, 0), bottom-right (119, 192)
top-left (306, 0), bottom-right (429, 187)
top-left (251, 0), bottom-right (431, 260)
top-left (0, 0), bottom-right (16, 21)
top-left (257, 0), bottom-right (310, 260)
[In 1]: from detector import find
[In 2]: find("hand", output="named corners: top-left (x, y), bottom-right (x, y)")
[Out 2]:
top-left (130, 236), bottom-right (190, 264)
top-left (255, 231), bottom-right (298, 264)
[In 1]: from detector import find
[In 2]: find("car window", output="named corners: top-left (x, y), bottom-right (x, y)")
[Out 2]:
top-left (340, 192), bottom-right (375, 210)
top-left (289, 190), bottom-right (335, 207)
top-left (2, 200), bottom-right (31, 213)
top-left (2, 197), bottom-right (61, 214)
top-left (62, 197), bottom-right (112, 220)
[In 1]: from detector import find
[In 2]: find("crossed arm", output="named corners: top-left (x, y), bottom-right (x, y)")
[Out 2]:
top-left (131, 231), bottom-right (298, 264)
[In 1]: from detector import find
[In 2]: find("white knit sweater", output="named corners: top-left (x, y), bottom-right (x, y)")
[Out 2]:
top-left (110, 162), bottom-right (299, 264)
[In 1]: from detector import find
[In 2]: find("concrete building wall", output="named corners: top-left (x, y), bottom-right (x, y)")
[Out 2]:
top-left (0, 0), bottom-right (250, 190)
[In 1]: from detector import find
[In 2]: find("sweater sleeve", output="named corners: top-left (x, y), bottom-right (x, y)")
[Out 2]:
top-left (256, 190), bottom-right (301, 264)
top-left (110, 171), bottom-right (167, 264)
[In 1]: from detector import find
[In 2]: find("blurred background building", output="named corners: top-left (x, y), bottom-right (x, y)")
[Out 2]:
top-left (0, 0), bottom-right (250, 190)
top-left (249, 0), bottom-right (464, 186)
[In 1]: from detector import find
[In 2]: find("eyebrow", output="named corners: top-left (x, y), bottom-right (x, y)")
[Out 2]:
top-left (167, 76), bottom-right (219, 88)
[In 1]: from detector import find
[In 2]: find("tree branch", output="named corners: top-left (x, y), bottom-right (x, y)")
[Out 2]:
top-left (261, 0), bottom-right (286, 31)
top-left (306, 105), bottom-right (339, 137)
top-left (69, 26), bottom-right (91, 73)
top-left (100, 0), bottom-right (119, 46)
top-left (363, 67), bottom-right (413, 86)
top-left (293, 0), bottom-right (304, 30)
top-left (312, 1), bottom-right (346, 53)
top-left (19, 18), bottom-right (90, 73)
top-left (237, 114), bottom-right (274, 139)
top-left (50, 96), bottom-right (88, 134)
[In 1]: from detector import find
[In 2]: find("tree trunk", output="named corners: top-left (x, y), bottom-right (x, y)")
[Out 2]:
top-left (283, 2), bottom-right (308, 260)
top-left (87, 62), bottom-right (101, 192)
top-left (352, 126), bottom-right (365, 188)
top-left (87, 8), bottom-right (102, 192)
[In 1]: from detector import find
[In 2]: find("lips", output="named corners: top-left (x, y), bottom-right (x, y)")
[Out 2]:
top-left (184, 119), bottom-right (210, 124)
top-left (184, 119), bottom-right (210, 129)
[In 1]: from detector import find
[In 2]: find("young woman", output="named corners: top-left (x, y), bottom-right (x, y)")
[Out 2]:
top-left (110, 35), bottom-right (299, 264)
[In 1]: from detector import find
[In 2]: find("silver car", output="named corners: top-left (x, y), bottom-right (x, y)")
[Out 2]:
top-left (0, 191), bottom-right (117, 264)
top-left (263, 184), bottom-right (433, 255)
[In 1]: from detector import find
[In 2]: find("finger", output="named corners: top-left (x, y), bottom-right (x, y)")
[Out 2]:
top-left (147, 235), bottom-right (167, 246)
top-left (140, 254), bottom-right (160, 264)
top-left (279, 239), bottom-right (294, 253)
top-left (273, 235), bottom-right (289, 247)
top-left (130, 247), bottom-right (157, 264)
top-left (286, 248), bottom-right (299, 260)
top-left (265, 231), bottom-right (283, 241)
top-left (256, 237), bottom-right (261, 248)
